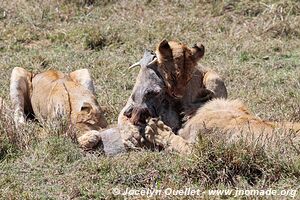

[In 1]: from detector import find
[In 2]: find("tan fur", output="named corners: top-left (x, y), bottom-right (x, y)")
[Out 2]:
top-left (10, 67), bottom-right (108, 149)
top-left (147, 99), bottom-right (300, 154)
top-left (146, 40), bottom-right (299, 153)
top-left (10, 67), bottom-right (33, 125)
top-left (155, 40), bottom-right (227, 116)
top-left (145, 118), bottom-right (192, 154)
top-left (179, 99), bottom-right (300, 143)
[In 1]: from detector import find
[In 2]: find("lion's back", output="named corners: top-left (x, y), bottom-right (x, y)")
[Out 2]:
top-left (179, 99), bottom-right (275, 142)
top-left (31, 71), bottom-right (70, 120)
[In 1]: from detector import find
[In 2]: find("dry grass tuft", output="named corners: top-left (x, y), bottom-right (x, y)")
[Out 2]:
top-left (186, 129), bottom-right (300, 187)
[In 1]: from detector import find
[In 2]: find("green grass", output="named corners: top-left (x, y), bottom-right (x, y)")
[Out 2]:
top-left (0, 0), bottom-right (299, 199)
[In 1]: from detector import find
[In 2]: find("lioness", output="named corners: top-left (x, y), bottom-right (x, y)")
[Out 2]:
top-left (118, 41), bottom-right (229, 148)
top-left (10, 67), bottom-right (108, 149)
top-left (141, 41), bottom-right (300, 154)
top-left (146, 99), bottom-right (300, 154)
top-left (154, 39), bottom-right (228, 116)
top-left (117, 41), bottom-right (300, 155)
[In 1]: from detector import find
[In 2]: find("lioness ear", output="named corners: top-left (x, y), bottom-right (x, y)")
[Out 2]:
top-left (70, 69), bottom-right (95, 95)
top-left (157, 39), bottom-right (172, 58)
top-left (81, 102), bottom-right (92, 114)
top-left (191, 43), bottom-right (205, 62)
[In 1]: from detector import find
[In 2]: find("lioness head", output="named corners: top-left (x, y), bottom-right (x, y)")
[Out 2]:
top-left (156, 39), bottom-right (205, 98)
top-left (76, 101), bottom-right (108, 132)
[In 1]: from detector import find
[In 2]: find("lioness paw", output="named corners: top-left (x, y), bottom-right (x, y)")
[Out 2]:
top-left (119, 124), bottom-right (143, 150)
top-left (78, 130), bottom-right (101, 150)
top-left (145, 118), bottom-right (174, 147)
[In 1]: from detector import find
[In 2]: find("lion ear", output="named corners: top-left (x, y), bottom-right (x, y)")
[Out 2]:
top-left (80, 102), bottom-right (92, 114)
top-left (191, 43), bottom-right (205, 62)
top-left (157, 39), bottom-right (172, 58)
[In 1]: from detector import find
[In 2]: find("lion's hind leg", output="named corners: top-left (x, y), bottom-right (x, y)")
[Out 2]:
top-left (10, 67), bottom-right (34, 126)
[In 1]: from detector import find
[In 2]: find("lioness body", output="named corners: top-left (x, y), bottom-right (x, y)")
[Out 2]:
top-left (31, 70), bottom-right (107, 131)
top-left (180, 68), bottom-right (227, 115)
top-left (144, 41), bottom-right (300, 154)
top-left (179, 99), bottom-right (300, 142)
top-left (10, 67), bottom-right (108, 148)
top-left (147, 99), bottom-right (300, 154)
top-left (155, 40), bottom-right (227, 117)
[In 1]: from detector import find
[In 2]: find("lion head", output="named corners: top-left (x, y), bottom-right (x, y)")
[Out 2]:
top-left (155, 40), bottom-right (205, 98)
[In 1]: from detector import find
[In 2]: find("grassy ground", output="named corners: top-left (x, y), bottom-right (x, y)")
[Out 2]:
top-left (0, 0), bottom-right (299, 199)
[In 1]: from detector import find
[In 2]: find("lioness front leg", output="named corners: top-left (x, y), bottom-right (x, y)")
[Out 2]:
top-left (145, 118), bottom-right (192, 154)
top-left (10, 67), bottom-right (34, 126)
top-left (77, 128), bottom-right (132, 154)
top-left (77, 130), bottom-right (102, 150)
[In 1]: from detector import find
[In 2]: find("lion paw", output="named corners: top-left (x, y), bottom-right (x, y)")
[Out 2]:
top-left (145, 118), bottom-right (174, 147)
top-left (119, 124), bottom-right (143, 150)
top-left (78, 130), bottom-right (101, 150)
